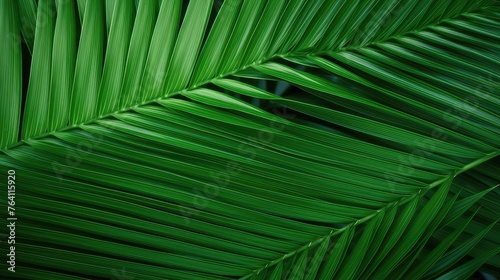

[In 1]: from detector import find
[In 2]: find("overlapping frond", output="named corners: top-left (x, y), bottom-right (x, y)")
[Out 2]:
top-left (1, 0), bottom-right (498, 147)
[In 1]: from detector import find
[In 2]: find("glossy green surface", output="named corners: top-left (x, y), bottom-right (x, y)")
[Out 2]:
top-left (0, 0), bottom-right (499, 279)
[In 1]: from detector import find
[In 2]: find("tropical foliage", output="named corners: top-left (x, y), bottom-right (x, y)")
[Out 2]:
top-left (0, 0), bottom-right (499, 279)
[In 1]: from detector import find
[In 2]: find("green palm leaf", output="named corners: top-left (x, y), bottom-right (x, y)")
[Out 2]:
top-left (1, 0), bottom-right (499, 279)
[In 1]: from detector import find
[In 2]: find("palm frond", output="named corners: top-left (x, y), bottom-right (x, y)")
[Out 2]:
top-left (0, 0), bottom-right (499, 279)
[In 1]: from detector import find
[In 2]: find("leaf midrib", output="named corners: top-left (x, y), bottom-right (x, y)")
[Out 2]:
top-left (2, 6), bottom-right (492, 151)
top-left (240, 150), bottom-right (500, 279)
